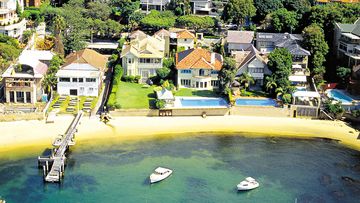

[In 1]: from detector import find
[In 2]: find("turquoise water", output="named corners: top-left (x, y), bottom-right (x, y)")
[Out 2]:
top-left (235, 98), bottom-right (277, 106)
top-left (179, 98), bottom-right (228, 107)
top-left (327, 89), bottom-right (354, 104)
top-left (1, 135), bottom-right (360, 203)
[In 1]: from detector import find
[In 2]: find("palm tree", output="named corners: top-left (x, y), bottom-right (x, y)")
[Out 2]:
top-left (238, 72), bottom-right (255, 92)
top-left (265, 75), bottom-right (277, 96)
top-left (42, 73), bottom-right (57, 94)
top-left (275, 87), bottom-right (284, 99)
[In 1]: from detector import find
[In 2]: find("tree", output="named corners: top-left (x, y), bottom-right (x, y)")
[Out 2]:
top-left (324, 99), bottom-right (345, 119)
top-left (111, 0), bottom-right (140, 24)
top-left (140, 10), bottom-right (176, 29)
top-left (336, 66), bottom-right (351, 87)
top-left (218, 57), bottom-right (237, 94)
top-left (53, 15), bottom-right (65, 56)
top-left (85, 1), bottom-right (111, 21)
top-left (253, 0), bottom-right (283, 20)
top-left (237, 72), bottom-right (254, 91)
top-left (282, 0), bottom-right (311, 15)
top-left (222, 0), bottom-right (256, 29)
top-left (176, 15), bottom-right (215, 30)
top-left (267, 48), bottom-right (293, 91)
top-left (16, 0), bottom-right (22, 16)
top-left (270, 8), bottom-right (298, 33)
top-left (265, 75), bottom-right (277, 96)
top-left (42, 73), bottom-right (57, 93)
top-left (302, 23), bottom-right (329, 83)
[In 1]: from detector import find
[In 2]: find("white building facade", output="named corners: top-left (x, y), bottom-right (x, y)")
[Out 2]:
top-left (0, 0), bottom-right (26, 38)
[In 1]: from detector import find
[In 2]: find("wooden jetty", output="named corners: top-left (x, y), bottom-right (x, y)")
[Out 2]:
top-left (38, 111), bottom-right (83, 183)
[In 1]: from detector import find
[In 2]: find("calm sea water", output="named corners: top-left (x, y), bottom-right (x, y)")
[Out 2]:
top-left (1, 134), bottom-right (360, 203)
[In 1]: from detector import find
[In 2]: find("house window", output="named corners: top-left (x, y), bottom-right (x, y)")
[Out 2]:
top-left (180, 70), bottom-right (191, 74)
top-left (79, 78), bottom-right (84, 82)
top-left (86, 78), bottom-right (96, 82)
top-left (199, 69), bottom-right (205, 76)
top-left (127, 58), bottom-right (134, 64)
top-left (250, 68), bottom-right (264, 73)
top-left (184, 39), bottom-right (187, 42)
top-left (211, 70), bottom-right (218, 74)
top-left (211, 80), bottom-right (219, 87)
top-left (181, 79), bottom-right (191, 86)
top-left (72, 78), bottom-right (78, 82)
top-left (59, 77), bottom-right (70, 82)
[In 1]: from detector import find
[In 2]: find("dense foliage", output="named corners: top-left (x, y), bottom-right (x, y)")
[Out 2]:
top-left (267, 48), bottom-right (293, 91)
top-left (176, 15), bottom-right (215, 30)
top-left (218, 57), bottom-right (237, 95)
top-left (140, 10), bottom-right (176, 29)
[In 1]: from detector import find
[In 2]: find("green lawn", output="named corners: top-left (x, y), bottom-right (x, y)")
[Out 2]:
top-left (174, 88), bottom-right (220, 97)
top-left (115, 82), bottom-right (156, 109)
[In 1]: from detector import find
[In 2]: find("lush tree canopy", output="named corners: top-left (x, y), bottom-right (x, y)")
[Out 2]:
top-left (302, 23), bottom-right (329, 83)
top-left (218, 57), bottom-right (237, 94)
top-left (140, 10), bottom-right (176, 29)
top-left (253, 0), bottom-right (283, 19)
top-left (270, 8), bottom-right (298, 33)
top-left (267, 48), bottom-right (293, 91)
top-left (222, 0), bottom-right (256, 28)
top-left (176, 15), bottom-right (215, 30)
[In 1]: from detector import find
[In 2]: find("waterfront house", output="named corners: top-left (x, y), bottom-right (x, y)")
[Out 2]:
top-left (56, 49), bottom-right (107, 97)
top-left (232, 45), bottom-right (270, 86)
top-left (190, 0), bottom-right (212, 15)
top-left (0, 0), bottom-right (26, 38)
top-left (334, 19), bottom-right (360, 67)
top-left (1, 50), bottom-right (53, 103)
top-left (121, 32), bottom-right (165, 83)
top-left (256, 32), bottom-right (310, 69)
top-left (226, 30), bottom-right (254, 54)
top-left (170, 29), bottom-right (196, 51)
top-left (176, 48), bottom-right (223, 89)
top-left (140, 0), bottom-right (170, 12)
top-left (154, 28), bottom-right (170, 57)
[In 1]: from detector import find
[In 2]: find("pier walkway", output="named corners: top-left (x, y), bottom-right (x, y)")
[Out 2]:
top-left (38, 111), bottom-right (83, 183)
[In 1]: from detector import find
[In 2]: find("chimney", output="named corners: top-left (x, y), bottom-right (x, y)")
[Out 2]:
top-left (211, 53), bottom-right (215, 64)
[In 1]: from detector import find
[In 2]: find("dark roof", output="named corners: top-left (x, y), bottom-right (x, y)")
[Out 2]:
top-left (256, 32), bottom-right (310, 56)
top-left (177, 49), bottom-right (194, 62)
top-left (337, 18), bottom-right (360, 37)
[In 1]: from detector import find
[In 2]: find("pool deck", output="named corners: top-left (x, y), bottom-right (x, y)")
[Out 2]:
top-left (326, 89), bottom-right (360, 105)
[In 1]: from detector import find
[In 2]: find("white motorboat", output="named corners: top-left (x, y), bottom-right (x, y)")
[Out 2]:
top-left (237, 177), bottom-right (259, 191)
top-left (149, 167), bottom-right (173, 184)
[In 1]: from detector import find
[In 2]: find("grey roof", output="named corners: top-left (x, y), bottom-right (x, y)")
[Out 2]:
top-left (177, 49), bottom-right (194, 62)
top-left (233, 45), bottom-right (267, 75)
top-left (257, 32), bottom-right (310, 56)
top-left (337, 18), bottom-right (360, 37)
top-left (226, 30), bottom-right (254, 44)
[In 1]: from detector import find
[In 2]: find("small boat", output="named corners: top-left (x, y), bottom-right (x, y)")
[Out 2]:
top-left (237, 177), bottom-right (259, 191)
top-left (149, 167), bottom-right (173, 184)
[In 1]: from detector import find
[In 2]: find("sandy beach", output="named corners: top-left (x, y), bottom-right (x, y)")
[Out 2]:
top-left (0, 115), bottom-right (359, 157)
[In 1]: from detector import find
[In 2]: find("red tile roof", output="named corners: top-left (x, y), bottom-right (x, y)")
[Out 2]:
top-left (175, 48), bottom-right (223, 71)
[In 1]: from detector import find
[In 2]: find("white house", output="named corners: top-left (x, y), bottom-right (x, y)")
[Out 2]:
top-left (140, 0), bottom-right (170, 12)
top-left (1, 50), bottom-right (53, 104)
top-left (56, 49), bottom-right (107, 97)
top-left (233, 45), bottom-right (270, 86)
top-left (190, 0), bottom-right (212, 15)
top-left (170, 29), bottom-right (196, 51)
top-left (121, 32), bottom-right (165, 83)
top-left (176, 48), bottom-right (223, 89)
top-left (0, 0), bottom-right (26, 38)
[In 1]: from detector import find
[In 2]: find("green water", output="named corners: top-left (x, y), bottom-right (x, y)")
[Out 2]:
top-left (1, 134), bottom-right (360, 203)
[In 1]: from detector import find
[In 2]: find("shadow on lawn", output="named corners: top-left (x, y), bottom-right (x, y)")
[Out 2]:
top-left (147, 93), bottom-right (156, 109)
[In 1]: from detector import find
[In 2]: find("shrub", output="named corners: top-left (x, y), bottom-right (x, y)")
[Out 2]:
top-left (324, 100), bottom-right (345, 119)
top-left (155, 99), bottom-right (166, 109)
top-left (282, 93), bottom-right (292, 104)
top-left (351, 110), bottom-right (360, 118)
top-left (227, 89), bottom-right (235, 105)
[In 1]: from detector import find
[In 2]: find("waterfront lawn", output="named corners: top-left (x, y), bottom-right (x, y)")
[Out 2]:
top-left (175, 88), bottom-right (220, 97)
top-left (115, 82), bottom-right (156, 109)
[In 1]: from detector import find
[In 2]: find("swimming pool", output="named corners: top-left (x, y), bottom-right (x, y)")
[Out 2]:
top-left (235, 98), bottom-right (277, 106)
top-left (175, 97), bottom-right (229, 108)
top-left (326, 89), bottom-right (354, 104)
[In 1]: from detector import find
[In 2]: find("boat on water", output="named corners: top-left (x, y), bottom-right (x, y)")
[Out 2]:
top-left (237, 177), bottom-right (259, 191)
top-left (149, 167), bottom-right (173, 184)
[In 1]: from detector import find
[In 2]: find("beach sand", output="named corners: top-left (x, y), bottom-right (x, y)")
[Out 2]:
top-left (0, 115), bottom-right (359, 158)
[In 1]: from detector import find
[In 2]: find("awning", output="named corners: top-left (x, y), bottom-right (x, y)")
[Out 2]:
top-left (289, 75), bottom-right (307, 82)
top-left (293, 91), bottom-right (320, 98)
